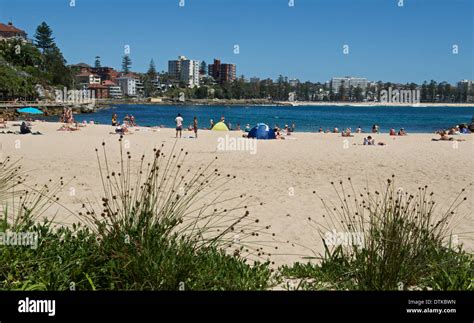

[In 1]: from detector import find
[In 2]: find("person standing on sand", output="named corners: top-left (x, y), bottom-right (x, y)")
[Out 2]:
top-left (193, 116), bottom-right (198, 138)
top-left (175, 113), bottom-right (183, 138)
top-left (112, 113), bottom-right (118, 126)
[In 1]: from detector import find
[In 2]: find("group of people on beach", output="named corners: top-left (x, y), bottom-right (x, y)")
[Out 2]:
top-left (174, 113), bottom-right (297, 140)
top-left (111, 113), bottom-right (137, 135)
top-left (175, 113), bottom-right (198, 138)
top-left (59, 107), bottom-right (74, 124)
top-left (107, 111), bottom-right (472, 145)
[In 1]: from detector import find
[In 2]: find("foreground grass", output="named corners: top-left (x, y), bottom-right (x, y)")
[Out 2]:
top-left (0, 220), bottom-right (271, 290)
top-left (0, 141), bottom-right (272, 290)
top-left (279, 178), bottom-right (473, 291)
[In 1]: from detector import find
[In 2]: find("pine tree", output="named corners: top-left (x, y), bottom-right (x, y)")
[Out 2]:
top-left (94, 56), bottom-right (101, 68)
top-left (34, 22), bottom-right (55, 53)
top-left (122, 55), bottom-right (132, 74)
top-left (147, 59), bottom-right (157, 79)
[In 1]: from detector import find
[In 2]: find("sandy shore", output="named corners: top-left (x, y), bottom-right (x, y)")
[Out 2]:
top-left (0, 121), bottom-right (473, 266)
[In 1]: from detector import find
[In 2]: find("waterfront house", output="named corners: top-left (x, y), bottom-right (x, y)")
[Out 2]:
top-left (0, 22), bottom-right (27, 41)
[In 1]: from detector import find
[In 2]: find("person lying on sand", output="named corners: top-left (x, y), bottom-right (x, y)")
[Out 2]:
top-left (57, 124), bottom-right (79, 131)
top-left (275, 129), bottom-right (286, 140)
top-left (432, 131), bottom-right (466, 142)
top-left (363, 135), bottom-right (386, 146)
top-left (115, 124), bottom-right (129, 135)
top-left (363, 136), bottom-right (374, 145)
top-left (398, 128), bottom-right (407, 136)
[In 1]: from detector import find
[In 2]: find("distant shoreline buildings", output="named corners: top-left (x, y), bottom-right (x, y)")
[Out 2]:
top-left (167, 56), bottom-right (236, 87)
top-left (330, 77), bottom-right (368, 94)
top-left (0, 20), bottom-right (472, 103)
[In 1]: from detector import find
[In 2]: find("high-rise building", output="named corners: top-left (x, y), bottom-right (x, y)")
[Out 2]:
top-left (168, 56), bottom-right (186, 80)
top-left (331, 76), bottom-right (368, 93)
top-left (208, 59), bottom-right (236, 84)
top-left (168, 56), bottom-right (200, 87)
top-left (181, 59), bottom-right (200, 87)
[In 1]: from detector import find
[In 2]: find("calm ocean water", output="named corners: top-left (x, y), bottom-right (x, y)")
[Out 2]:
top-left (49, 104), bottom-right (474, 133)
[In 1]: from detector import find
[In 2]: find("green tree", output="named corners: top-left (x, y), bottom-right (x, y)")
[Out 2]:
top-left (0, 39), bottom-right (42, 67)
top-left (94, 56), bottom-right (101, 68)
top-left (122, 55), bottom-right (132, 74)
top-left (34, 22), bottom-right (55, 53)
top-left (44, 45), bottom-right (72, 87)
top-left (338, 84), bottom-right (346, 101)
top-left (141, 74), bottom-right (155, 97)
top-left (353, 86), bottom-right (364, 101)
top-left (147, 59), bottom-right (157, 79)
top-left (195, 86), bottom-right (208, 99)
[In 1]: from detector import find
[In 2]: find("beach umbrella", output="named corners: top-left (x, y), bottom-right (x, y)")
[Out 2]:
top-left (247, 123), bottom-right (276, 140)
top-left (212, 121), bottom-right (229, 131)
top-left (17, 107), bottom-right (44, 115)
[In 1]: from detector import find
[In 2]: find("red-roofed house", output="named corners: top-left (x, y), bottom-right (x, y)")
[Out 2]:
top-left (0, 22), bottom-right (27, 41)
top-left (88, 83), bottom-right (109, 99)
top-left (102, 80), bottom-right (122, 98)
top-left (75, 72), bottom-right (101, 88)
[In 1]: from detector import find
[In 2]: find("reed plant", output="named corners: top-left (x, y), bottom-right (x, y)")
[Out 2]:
top-left (280, 176), bottom-right (473, 290)
top-left (0, 139), bottom-right (273, 290)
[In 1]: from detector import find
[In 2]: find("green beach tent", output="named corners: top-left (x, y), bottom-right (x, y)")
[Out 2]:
top-left (212, 121), bottom-right (229, 131)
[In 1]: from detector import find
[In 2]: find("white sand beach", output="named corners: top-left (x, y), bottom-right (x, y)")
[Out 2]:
top-left (0, 121), bottom-right (473, 266)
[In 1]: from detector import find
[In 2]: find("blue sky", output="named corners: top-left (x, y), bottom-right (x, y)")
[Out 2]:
top-left (0, 0), bottom-right (472, 83)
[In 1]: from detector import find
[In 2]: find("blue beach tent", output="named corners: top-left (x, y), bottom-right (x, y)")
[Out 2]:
top-left (247, 123), bottom-right (276, 140)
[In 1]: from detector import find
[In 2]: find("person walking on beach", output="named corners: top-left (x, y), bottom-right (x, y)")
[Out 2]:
top-left (175, 113), bottom-right (183, 138)
top-left (193, 116), bottom-right (198, 138)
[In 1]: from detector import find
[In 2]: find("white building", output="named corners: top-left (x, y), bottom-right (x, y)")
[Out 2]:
top-left (180, 59), bottom-right (200, 87)
top-left (331, 76), bottom-right (368, 93)
top-left (168, 56), bottom-right (200, 87)
top-left (289, 79), bottom-right (300, 87)
top-left (108, 86), bottom-right (123, 98)
top-left (117, 76), bottom-right (137, 96)
top-left (75, 72), bottom-right (101, 89)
